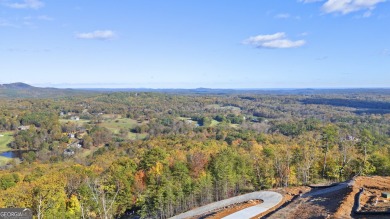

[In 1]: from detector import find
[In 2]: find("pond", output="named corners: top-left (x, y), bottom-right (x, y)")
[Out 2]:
top-left (0, 150), bottom-right (30, 159)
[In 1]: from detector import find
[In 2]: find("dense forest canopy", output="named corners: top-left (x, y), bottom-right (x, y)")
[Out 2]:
top-left (0, 89), bottom-right (389, 218)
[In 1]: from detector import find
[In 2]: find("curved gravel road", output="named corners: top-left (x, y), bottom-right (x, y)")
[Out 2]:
top-left (170, 191), bottom-right (283, 219)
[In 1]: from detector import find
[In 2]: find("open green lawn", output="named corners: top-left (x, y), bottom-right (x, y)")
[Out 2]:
top-left (128, 132), bottom-right (148, 140)
top-left (205, 104), bottom-right (241, 112)
top-left (77, 148), bottom-right (95, 158)
top-left (101, 114), bottom-right (120, 119)
top-left (208, 120), bottom-right (239, 128)
top-left (0, 156), bottom-right (12, 166)
top-left (59, 119), bottom-right (91, 125)
top-left (230, 124), bottom-right (239, 128)
top-left (210, 119), bottom-right (220, 127)
top-left (178, 117), bottom-right (197, 124)
top-left (99, 118), bottom-right (139, 133)
top-left (61, 116), bottom-right (148, 141)
top-left (0, 131), bottom-right (14, 152)
top-left (178, 117), bottom-right (192, 121)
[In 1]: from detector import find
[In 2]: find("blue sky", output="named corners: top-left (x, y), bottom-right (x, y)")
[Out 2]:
top-left (0, 0), bottom-right (389, 88)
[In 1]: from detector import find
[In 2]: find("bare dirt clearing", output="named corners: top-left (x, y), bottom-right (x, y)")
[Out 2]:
top-left (189, 177), bottom-right (390, 219)
top-left (265, 176), bottom-right (390, 219)
top-left (335, 176), bottom-right (390, 219)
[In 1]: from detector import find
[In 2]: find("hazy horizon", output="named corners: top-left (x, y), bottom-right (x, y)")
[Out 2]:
top-left (1, 0), bottom-right (389, 88)
top-left (25, 82), bottom-right (390, 90)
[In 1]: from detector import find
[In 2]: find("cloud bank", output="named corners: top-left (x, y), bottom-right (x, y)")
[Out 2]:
top-left (243, 32), bottom-right (305, 49)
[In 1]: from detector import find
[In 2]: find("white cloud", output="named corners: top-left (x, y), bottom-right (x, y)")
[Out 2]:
top-left (362, 10), bottom-right (373, 17)
top-left (243, 32), bottom-right (286, 44)
top-left (300, 0), bottom-right (386, 15)
top-left (4, 0), bottom-right (44, 9)
top-left (275, 13), bottom-right (291, 19)
top-left (274, 13), bottom-right (301, 20)
top-left (261, 39), bottom-right (306, 48)
top-left (243, 32), bottom-right (306, 49)
top-left (301, 0), bottom-right (387, 14)
top-left (75, 30), bottom-right (116, 40)
top-left (299, 32), bottom-right (310, 36)
top-left (323, 0), bottom-right (386, 14)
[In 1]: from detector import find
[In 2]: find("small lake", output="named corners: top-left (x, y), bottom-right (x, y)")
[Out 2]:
top-left (0, 150), bottom-right (29, 159)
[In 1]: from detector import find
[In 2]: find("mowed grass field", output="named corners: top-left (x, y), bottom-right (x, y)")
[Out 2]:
top-left (59, 119), bottom-right (91, 125)
top-left (98, 118), bottom-right (139, 133)
top-left (209, 120), bottom-right (239, 128)
top-left (178, 117), bottom-right (238, 128)
top-left (205, 104), bottom-right (241, 112)
top-left (98, 118), bottom-right (148, 140)
top-left (128, 132), bottom-right (148, 140)
top-left (0, 131), bottom-right (14, 152)
top-left (0, 131), bottom-right (14, 165)
top-left (210, 119), bottom-right (220, 127)
top-left (0, 156), bottom-right (12, 166)
top-left (60, 116), bottom-right (148, 140)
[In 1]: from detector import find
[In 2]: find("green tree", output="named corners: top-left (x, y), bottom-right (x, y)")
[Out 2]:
top-left (320, 125), bottom-right (338, 178)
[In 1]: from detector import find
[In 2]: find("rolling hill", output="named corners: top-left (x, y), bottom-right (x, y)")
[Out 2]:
top-left (0, 83), bottom-right (94, 98)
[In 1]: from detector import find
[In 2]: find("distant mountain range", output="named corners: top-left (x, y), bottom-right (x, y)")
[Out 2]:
top-left (0, 83), bottom-right (93, 98)
top-left (83, 87), bottom-right (390, 95)
top-left (1, 82), bottom-right (390, 98)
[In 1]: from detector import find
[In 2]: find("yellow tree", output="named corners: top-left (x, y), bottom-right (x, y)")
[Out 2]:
top-left (32, 174), bottom-right (67, 219)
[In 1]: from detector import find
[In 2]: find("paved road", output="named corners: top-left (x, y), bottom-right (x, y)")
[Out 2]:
top-left (170, 191), bottom-right (283, 219)
top-left (222, 191), bottom-right (283, 219)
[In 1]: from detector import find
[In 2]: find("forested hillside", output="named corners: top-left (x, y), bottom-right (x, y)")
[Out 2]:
top-left (0, 83), bottom-right (94, 98)
top-left (0, 91), bottom-right (389, 218)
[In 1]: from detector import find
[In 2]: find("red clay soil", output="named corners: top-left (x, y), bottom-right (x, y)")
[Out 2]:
top-left (334, 176), bottom-right (390, 219)
top-left (263, 176), bottom-right (390, 219)
top-left (193, 177), bottom-right (390, 219)
top-left (268, 186), bottom-right (350, 219)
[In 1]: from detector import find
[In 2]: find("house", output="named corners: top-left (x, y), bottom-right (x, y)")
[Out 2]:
top-left (63, 149), bottom-right (75, 156)
top-left (70, 116), bottom-right (80, 121)
top-left (251, 118), bottom-right (260, 123)
top-left (345, 135), bottom-right (359, 142)
top-left (18, 125), bottom-right (30, 131)
top-left (68, 133), bottom-right (75, 138)
top-left (68, 141), bottom-right (82, 149)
